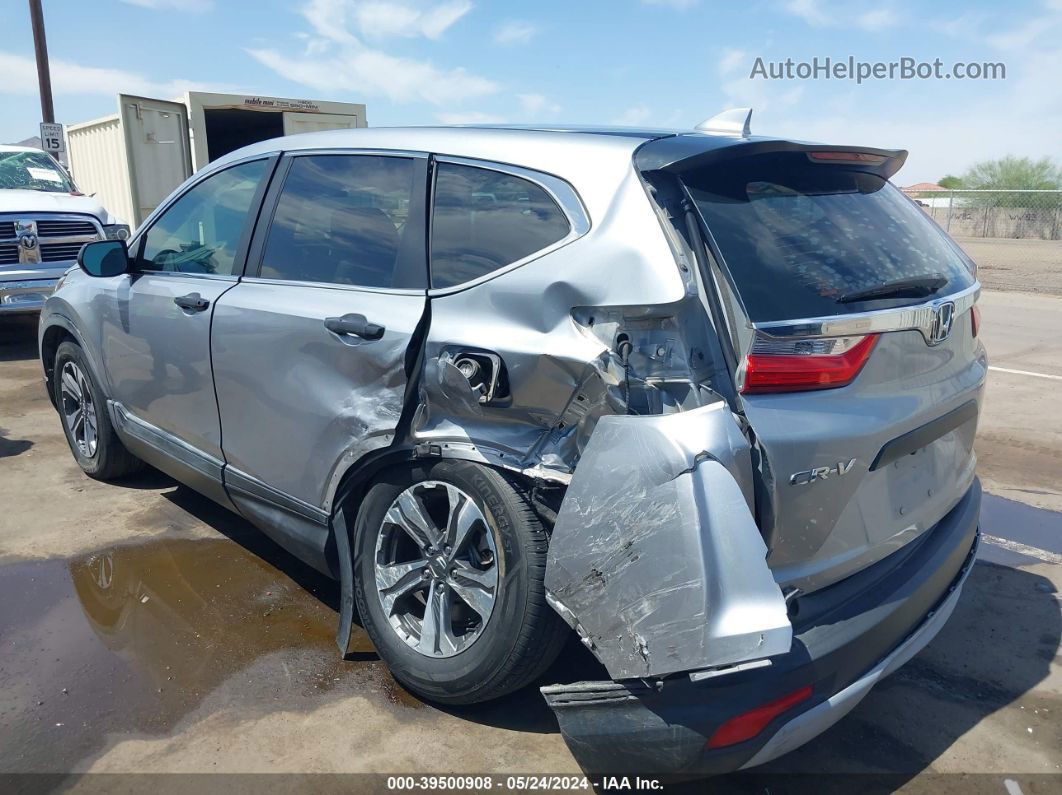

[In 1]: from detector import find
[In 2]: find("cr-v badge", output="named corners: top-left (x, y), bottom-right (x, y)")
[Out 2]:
top-left (790, 458), bottom-right (857, 485)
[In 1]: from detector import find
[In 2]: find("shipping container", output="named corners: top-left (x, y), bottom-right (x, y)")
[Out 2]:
top-left (66, 91), bottom-right (367, 226)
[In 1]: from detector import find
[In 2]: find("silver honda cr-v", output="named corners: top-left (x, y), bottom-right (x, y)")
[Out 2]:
top-left (39, 115), bottom-right (985, 775)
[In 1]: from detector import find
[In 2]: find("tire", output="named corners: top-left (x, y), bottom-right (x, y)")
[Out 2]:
top-left (352, 459), bottom-right (569, 704)
top-left (54, 341), bottom-right (143, 480)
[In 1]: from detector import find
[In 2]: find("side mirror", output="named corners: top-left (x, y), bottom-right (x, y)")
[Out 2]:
top-left (78, 240), bottom-right (130, 277)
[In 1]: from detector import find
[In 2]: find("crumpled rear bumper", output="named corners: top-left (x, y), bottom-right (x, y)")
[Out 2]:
top-left (542, 479), bottom-right (980, 777)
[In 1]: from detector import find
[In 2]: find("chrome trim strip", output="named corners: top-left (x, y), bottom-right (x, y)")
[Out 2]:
top-left (134, 270), bottom-right (240, 283)
top-left (752, 283), bottom-right (980, 344)
top-left (0, 211), bottom-right (104, 240)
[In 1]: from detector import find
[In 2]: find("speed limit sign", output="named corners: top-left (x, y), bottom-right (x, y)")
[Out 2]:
top-left (39, 122), bottom-right (65, 156)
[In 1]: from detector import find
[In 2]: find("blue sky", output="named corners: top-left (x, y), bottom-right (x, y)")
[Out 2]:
top-left (2, 0), bottom-right (1059, 183)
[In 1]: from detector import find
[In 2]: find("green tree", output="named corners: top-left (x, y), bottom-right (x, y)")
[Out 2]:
top-left (961, 156), bottom-right (1061, 190)
top-left (959, 156), bottom-right (1062, 208)
top-left (937, 174), bottom-right (964, 189)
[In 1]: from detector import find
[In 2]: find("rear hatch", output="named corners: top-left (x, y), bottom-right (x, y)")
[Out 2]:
top-left (676, 145), bottom-right (986, 592)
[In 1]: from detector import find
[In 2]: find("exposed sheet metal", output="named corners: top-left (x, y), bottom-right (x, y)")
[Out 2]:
top-left (545, 402), bottom-right (792, 680)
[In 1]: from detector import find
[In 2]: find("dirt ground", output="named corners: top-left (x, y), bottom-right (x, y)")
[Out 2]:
top-left (954, 236), bottom-right (1062, 296)
top-left (0, 295), bottom-right (1059, 791)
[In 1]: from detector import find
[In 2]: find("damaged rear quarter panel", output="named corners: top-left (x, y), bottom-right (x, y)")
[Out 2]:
top-left (545, 402), bottom-right (793, 680)
top-left (414, 162), bottom-right (688, 476)
top-left (418, 151), bottom-right (791, 680)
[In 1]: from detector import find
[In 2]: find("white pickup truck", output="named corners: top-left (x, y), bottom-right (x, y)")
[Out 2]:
top-left (0, 144), bottom-right (129, 314)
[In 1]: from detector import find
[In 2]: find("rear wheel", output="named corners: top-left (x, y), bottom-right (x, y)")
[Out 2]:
top-left (352, 460), bottom-right (568, 704)
top-left (54, 341), bottom-right (143, 480)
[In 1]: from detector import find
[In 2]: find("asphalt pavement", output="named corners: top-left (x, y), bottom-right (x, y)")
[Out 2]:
top-left (0, 288), bottom-right (1058, 789)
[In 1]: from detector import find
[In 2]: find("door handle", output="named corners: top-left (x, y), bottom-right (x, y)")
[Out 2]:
top-left (174, 292), bottom-right (210, 312)
top-left (324, 313), bottom-right (385, 340)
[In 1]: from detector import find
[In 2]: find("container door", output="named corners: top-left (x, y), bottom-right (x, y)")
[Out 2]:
top-left (282, 112), bottom-right (360, 135)
top-left (117, 94), bottom-right (192, 226)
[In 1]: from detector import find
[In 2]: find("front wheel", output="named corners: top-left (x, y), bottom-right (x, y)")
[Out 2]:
top-left (54, 341), bottom-right (143, 480)
top-left (352, 460), bottom-right (568, 704)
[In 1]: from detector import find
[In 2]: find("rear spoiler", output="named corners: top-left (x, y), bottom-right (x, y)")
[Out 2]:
top-left (634, 136), bottom-right (908, 181)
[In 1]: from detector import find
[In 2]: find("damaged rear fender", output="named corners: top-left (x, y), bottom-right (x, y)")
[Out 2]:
top-left (544, 401), bottom-right (792, 680)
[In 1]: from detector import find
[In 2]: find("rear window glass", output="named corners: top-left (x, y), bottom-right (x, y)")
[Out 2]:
top-left (431, 163), bottom-right (570, 289)
top-left (683, 152), bottom-right (975, 322)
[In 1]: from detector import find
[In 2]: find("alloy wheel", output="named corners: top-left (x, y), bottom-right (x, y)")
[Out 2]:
top-left (374, 481), bottom-right (499, 658)
top-left (60, 361), bottom-right (98, 458)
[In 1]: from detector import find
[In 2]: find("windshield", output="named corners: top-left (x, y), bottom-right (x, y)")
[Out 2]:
top-left (683, 151), bottom-right (975, 322)
top-left (0, 151), bottom-right (76, 193)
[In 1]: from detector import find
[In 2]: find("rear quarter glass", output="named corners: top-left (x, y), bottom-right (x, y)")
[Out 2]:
top-left (683, 151), bottom-right (976, 322)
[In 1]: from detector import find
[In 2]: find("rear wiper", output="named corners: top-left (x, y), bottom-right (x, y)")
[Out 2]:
top-left (838, 275), bottom-right (947, 304)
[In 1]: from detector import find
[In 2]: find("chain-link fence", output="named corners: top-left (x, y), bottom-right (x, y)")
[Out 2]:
top-left (901, 189), bottom-right (1062, 239)
top-left (901, 189), bottom-right (1062, 296)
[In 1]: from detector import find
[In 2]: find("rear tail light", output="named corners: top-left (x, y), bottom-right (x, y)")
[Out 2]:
top-left (971, 306), bottom-right (981, 338)
top-left (741, 334), bottom-right (879, 394)
top-left (706, 686), bottom-right (813, 749)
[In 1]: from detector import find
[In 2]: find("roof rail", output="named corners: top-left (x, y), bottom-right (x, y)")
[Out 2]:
top-left (694, 107), bottom-right (752, 136)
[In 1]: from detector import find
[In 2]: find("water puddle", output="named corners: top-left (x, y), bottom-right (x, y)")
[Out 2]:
top-left (0, 533), bottom-right (423, 772)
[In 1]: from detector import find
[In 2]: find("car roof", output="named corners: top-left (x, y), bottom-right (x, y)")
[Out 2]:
top-left (217, 124), bottom-right (675, 165)
top-left (211, 125), bottom-right (826, 205)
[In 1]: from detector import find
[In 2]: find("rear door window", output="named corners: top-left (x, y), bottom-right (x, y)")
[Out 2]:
top-left (258, 154), bottom-right (420, 289)
top-left (430, 162), bottom-right (570, 289)
top-left (682, 152), bottom-right (975, 322)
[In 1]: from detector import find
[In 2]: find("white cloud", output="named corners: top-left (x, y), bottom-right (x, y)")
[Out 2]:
top-left (641, 0), bottom-right (699, 9)
top-left (120, 0), bottom-right (212, 10)
top-left (247, 47), bottom-right (496, 105)
top-left (493, 20), bottom-right (538, 45)
top-left (930, 11), bottom-right (991, 40)
top-left (436, 110), bottom-right (504, 124)
top-left (252, 0), bottom-right (497, 106)
top-left (782, 0), bottom-right (899, 31)
top-left (0, 50), bottom-right (226, 98)
top-left (782, 0), bottom-right (829, 26)
top-left (986, 6), bottom-right (1062, 51)
top-left (722, 70), bottom-right (805, 115)
top-left (855, 7), bottom-right (898, 32)
top-left (301, 0), bottom-right (470, 42)
top-left (517, 93), bottom-right (561, 116)
top-left (761, 2), bottom-right (1062, 183)
top-left (350, 0), bottom-right (472, 39)
top-left (718, 47), bottom-right (746, 75)
top-left (612, 105), bottom-right (652, 125)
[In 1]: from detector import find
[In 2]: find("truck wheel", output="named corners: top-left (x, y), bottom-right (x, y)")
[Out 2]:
top-left (54, 341), bottom-right (143, 480)
top-left (352, 460), bottom-right (569, 704)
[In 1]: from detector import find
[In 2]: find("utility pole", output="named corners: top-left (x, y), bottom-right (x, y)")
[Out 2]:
top-left (28, 0), bottom-right (55, 123)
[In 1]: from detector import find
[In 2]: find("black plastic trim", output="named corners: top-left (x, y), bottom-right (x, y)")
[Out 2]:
top-left (108, 400), bottom-right (234, 510)
top-left (224, 466), bottom-right (329, 526)
top-left (870, 400), bottom-right (978, 471)
top-left (541, 479), bottom-right (981, 776)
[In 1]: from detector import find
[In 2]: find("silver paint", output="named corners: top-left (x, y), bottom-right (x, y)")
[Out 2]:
top-left (210, 279), bottom-right (425, 510)
top-left (544, 402), bottom-right (792, 680)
